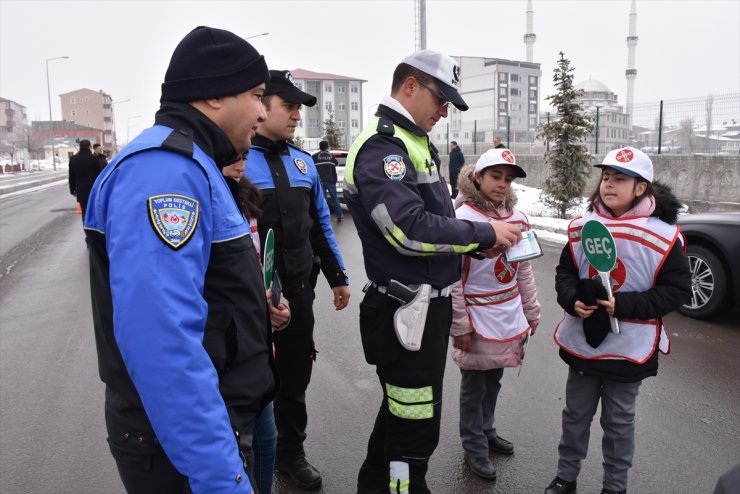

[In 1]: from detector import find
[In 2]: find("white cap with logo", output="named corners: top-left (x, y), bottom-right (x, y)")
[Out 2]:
top-left (474, 148), bottom-right (527, 178)
top-left (596, 147), bottom-right (653, 183)
top-left (402, 50), bottom-right (468, 111)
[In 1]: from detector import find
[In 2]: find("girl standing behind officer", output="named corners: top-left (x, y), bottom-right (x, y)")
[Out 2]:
top-left (545, 147), bottom-right (691, 494)
top-left (450, 148), bottom-right (541, 481)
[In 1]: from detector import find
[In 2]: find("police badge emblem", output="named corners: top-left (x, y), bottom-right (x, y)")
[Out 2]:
top-left (383, 155), bottom-right (406, 180)
top-left (148, 194), bottom-right (199, 249)
top-left (294, 158), bottom-right (308, 174)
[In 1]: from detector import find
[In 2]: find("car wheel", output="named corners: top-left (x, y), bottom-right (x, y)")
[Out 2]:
top-left (679, 244), bottom-right (730, 319)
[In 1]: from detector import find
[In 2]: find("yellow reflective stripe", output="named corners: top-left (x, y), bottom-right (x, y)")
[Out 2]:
top-left (453, 243), bottom-right (479, 253)
top-left (388, 400), bottom-right (434, 419)
top-left (386, 383), bottom-right (433, 403)
top-left (389, 478), bottom-right (410, 493)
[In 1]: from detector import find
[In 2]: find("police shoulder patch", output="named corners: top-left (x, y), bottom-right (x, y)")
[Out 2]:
top-left (148, 194), bottom-right (199, 249)
top-left (383, 155), bottom-right (406, 180)
top-left (294, 158), bottom-right (308, 174)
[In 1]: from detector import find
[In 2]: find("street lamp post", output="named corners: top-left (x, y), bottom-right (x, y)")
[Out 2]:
top-left (111, 99), bottom-right (130, 153)
top-left (127, 115), bottom-right (142, 145)
top-left (46, 56), bottom-right (69, 171)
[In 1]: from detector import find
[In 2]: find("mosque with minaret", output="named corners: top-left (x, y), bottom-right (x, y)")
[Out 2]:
top-left (431, 0), bottom-right (637, 154)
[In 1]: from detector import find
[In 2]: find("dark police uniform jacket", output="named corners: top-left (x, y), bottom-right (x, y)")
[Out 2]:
top-left (344, 104), bottom-right (497, 288)
top-left (245, 135), bottom-right (348, 292)
top-left (311, 149), bottom-right (339, 184)
top-left (84, 102), bottom-right (276, 494)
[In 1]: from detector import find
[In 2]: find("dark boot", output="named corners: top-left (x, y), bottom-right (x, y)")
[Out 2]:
top-left (463, 454), bottom-right (496, 480)
top-left (545, 476), bottom-right (577, 494)
top-left (275, 455), bottom-right (322, 490)
top-left (488, 435), bottom-right (514, 455)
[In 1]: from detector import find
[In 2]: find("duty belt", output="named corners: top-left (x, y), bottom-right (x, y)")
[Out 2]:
top-left (363, 281), bottom-right (452, 298)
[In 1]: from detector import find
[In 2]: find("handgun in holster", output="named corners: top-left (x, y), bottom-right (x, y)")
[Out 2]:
top-left (388, 280), bottom-right (431, 352)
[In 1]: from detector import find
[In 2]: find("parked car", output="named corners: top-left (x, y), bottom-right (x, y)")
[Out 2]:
top-left (309, 149), bottom-right (348, 203)
top-left (678, 211), bottom-right (740, 319)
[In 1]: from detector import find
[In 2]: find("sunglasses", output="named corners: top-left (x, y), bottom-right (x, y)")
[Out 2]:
top-left (417, 80), bottom-right (449, 109)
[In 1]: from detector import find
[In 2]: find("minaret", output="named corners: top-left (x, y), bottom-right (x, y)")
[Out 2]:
top-left (625, 0), bottom-right (638, 134)
top-left (523, 0), bottom-right (536, 62)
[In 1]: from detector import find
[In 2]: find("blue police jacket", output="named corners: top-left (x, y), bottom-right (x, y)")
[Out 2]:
top-left (85, 121), bottom-right (275, 494)
top-left (245, 135), bottom-right (348, 291)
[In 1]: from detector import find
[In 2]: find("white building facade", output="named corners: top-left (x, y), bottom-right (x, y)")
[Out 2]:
top-left (290, 69), bottom-right (365, 149)
top-left (430, 56), bottom-right (542, 147)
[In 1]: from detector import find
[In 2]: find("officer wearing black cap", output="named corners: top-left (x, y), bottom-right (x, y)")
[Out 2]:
top-left (84, 26), bottom-right (279, 494)
top-left (245, 69), bottom-right (350, 491)
top-left (344, 50), bottom-right (523, 493)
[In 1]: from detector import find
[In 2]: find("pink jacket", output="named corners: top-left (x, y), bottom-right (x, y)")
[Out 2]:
top-left (450, 164), bottom-right (541, 370)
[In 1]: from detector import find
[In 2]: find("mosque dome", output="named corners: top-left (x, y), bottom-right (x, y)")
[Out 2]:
top-left (575, 79), bottom-right (611, 93)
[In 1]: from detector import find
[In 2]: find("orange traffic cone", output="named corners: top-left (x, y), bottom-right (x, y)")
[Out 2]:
top-left (75, 202), bottom-right (82, 214)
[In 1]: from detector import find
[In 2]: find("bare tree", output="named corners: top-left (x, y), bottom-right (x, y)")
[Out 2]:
top-left (704, 94), bottom-right (714, 153)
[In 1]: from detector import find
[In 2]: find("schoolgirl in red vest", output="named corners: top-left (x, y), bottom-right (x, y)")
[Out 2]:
top-left (545, 148), bottom-right (691, 494)
top-left (450, 148), bottom-right (541, 480)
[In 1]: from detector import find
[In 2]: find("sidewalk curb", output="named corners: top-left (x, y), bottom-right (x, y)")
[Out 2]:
top-left (0, 175), bottom-right (67, 196)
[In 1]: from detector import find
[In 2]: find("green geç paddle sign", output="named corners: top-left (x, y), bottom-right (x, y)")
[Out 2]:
top-left (581, 220), bottom-right (620, 334)
top-left (263, 228), bottom-right (275, 289)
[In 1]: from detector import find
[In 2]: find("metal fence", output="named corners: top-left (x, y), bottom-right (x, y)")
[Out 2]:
top-left (431, 92), bottom-right (740, 156)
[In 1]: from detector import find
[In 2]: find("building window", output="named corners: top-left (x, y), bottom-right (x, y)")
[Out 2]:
top-left (337, 84), bottom-right (346, 93)
top-left (529, 103), bottom-right (537, 113)
top-left (511, 88), bottom-right (519, 96)
top-left (325, 101), bottom-right (333, 111)
top-left (324, 84), bottom-right (332, 93)
top-left (338, 120), bottom-right (346, 129)
top-left (498, 116), bottom-right (508, 127)
top-left (350, 84), bottom-right (358, 93)
top-left (499, 87), bottom-right (507, 96)
top-left (70, 96), bottom-right (76, 104)
top-left (83, 96), bottom-right (89, 102)
top-left (71, 110), bottom-right (77, 117)
top-left (308, 119), bottom-right (319, 128)
top-left (529, 76), bottom-right (537, 85)
top-left (511, 74), bottom-right (520, 82)
top-left (337, 102), bottom-right (346, 111)
top-left (297, 120), bottom-right (303, 128)
top-left (499, 72), bottom-right (508, 82)
top-left (351, 102), bottom-right (358, 111)
top-left (351, 119), bottom-right (359, 128)
top-left (529, 90), bottom-right (537, 98)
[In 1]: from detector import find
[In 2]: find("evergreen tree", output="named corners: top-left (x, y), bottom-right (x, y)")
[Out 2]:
top-left (538, 52), bottom-right (594, 218)
top-left (322, 110), bottom-right (344, 149)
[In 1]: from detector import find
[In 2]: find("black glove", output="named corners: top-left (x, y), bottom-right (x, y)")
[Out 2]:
top-left (575, 278), bottom-right (611, 348)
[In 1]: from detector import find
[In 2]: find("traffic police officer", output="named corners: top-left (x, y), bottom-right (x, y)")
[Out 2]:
top-left (344, 50), bottom-right (522, 493)
top-left (84, 26), bottom-right (279, 494)
top-left (245, 70), bottom-right (350, 491)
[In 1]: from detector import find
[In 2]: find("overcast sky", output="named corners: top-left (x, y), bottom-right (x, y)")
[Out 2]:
top-left (1, 0), bottom-right (738, 141)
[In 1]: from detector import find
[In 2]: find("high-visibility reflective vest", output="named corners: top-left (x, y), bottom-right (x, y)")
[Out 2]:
top-left (554, 213), bottom-right (680, 364)
top-left (457, 203), bottom-right (531, 341)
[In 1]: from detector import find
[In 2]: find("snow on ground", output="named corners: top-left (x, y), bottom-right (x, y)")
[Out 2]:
top-left (511, 182), bottom-right (588, 245)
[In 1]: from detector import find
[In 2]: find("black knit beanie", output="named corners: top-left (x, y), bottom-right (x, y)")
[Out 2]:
top-left (161, 26), bottom-right (270, 103)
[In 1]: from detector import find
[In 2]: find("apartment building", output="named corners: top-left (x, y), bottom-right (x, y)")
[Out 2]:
top-left (0, 97), bottom-right (30, 162)
top-left (59, 88), bottom-right (115, 148)
top-left (430, 56), bottom-right (542, 146)
top-left (290, 69), bottom-right (366, 149)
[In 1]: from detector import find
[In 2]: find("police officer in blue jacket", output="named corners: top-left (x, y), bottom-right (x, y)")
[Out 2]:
top-left (85, 26), bottom-right (279, 494)
top-left (245, 70), bottom-right (350, 491)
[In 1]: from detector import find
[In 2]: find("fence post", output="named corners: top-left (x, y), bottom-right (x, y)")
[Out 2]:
top-left (546, 112), bottom-right (550, 152)
top-left (473, 120), bottom-right (477, 156)
top-left (595, 106), bottom-right (600, 154)
top-left (446, 123), bottom-right (450, 155)
top-left (506, 116), bottom-right (511, 147)
top-left (658, 100), bottom-right (663, 155)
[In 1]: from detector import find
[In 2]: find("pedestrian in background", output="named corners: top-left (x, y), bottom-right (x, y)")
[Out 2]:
top-left (68, 139), bottom-right (104, 221)
top-left (493, 136), bottom-right (506, 149)
top-left (344, 49), bottom-right (522, 493)
top-left (245, 69), bottom-right (350, 491)
top-left (312, 140), bottom-right (343, 222)
top-left (545, 148), bottom-right (690, 494)
top-left (448, 140), bottom-right (464, 198)
top-left (450, 148), bottom-right (540, 481)
top-left (93, 143), bottom-right (108, 167)
top-left (84, 26), bottom-right (277, 494)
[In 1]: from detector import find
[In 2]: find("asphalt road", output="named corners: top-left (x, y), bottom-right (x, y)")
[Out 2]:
top-left (1, 182), bottom-right (738, 494)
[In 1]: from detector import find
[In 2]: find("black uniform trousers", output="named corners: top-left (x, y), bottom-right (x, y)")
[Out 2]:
top-left (273, 281), bottom-right (316, 460)
top-left (357, 286), bottom-right (452, 494)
